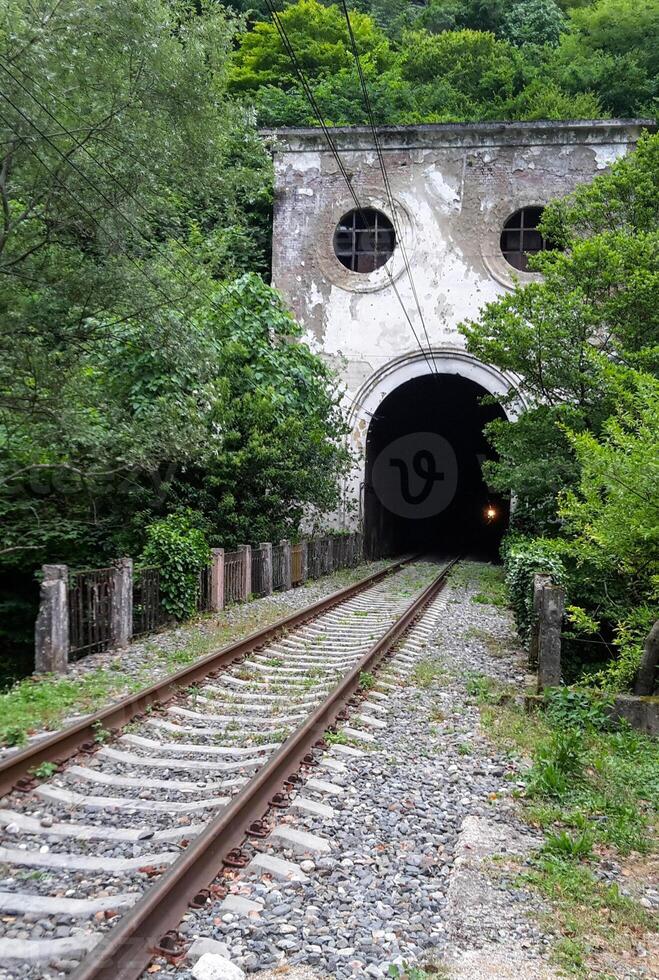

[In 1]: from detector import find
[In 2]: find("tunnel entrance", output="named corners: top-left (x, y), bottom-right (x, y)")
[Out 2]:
top-left (363, 373), bottom-right (508, 559)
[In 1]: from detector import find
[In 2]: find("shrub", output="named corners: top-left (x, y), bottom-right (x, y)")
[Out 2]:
top-left (542, 829), bottom-right (594, 861)
top-left (543, 686), bottom-right (614, 733)
top-left (504, 536), bottom-right (567, 643)
top-left (140, 513), bottom-right (211, 621)
top-left (527, 730), bottom-right (583, 799)
top-left (589, 605), bottom-right (658, 693)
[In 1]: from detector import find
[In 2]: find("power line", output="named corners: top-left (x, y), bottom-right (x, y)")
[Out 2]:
top-left (0, 60), bottom-right (381, 421)
top-left (262, 0), bottom-right (439, 381)
top-left (338, 0), bottom-right (438, 378)
top-left (0, 77), bottom-right (251, 331)
top-left (0, 61), bottom-right (268, 331)
top-left (0, 95), bottom-right (205, 334)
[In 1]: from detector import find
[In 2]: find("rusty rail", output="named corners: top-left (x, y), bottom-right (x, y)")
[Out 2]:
top-left (0, 555), bottom-right (418, 798)
top-left (69, 557), bottom-right (458, 980)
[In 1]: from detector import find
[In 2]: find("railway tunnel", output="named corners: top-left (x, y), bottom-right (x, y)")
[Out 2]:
top-left (363, 373), bottom-right (509, 559)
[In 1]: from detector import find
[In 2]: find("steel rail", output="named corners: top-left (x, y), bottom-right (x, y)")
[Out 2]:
top-left (71, 556), bottom-right (458, 980)
top-left (0, 555), bottom-right (419, 798)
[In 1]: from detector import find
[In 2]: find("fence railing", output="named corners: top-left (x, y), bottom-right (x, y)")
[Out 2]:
top-left (272, 542), bottom-right (289, 592)
top-left (291, 543), bottom-right (305, 586)
top-left (251, 544), bottom-right (271, 598)
top-left (68, 566), bottom-right (115, 659)
top-left (224, 550), bottom-right (245, 605)
top-left (34, 532), bottom-right (363, 673)
top-left (133, 566), bottom-right (168, 637)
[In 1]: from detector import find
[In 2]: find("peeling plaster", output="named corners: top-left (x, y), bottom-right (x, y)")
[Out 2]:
top-left (268, 120), bottom-right (650, 527)
top-left (593, 143), bottom-right (628, 170)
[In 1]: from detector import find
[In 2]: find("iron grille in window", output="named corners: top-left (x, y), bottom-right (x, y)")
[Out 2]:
top-left (333, 208), bottom-right (395, 273)
top-left (500, 207), bottom-right (547, 271)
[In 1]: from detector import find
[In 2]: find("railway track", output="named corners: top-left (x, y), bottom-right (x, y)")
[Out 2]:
top-left (0, 556), bottom-right (457, 980)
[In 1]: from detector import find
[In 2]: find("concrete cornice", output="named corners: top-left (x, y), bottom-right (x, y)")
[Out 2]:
top-left (261, 118), bottom-right (655, 154)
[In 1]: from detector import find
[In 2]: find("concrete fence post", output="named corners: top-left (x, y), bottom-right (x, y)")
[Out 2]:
top-left (260, 542), bottom-right (273, 596)
top-left (280, 539), bottom-right (292, 591)
top-left (34, 564), bottom-right (69, 675)
top-left (529, 573), bottom-right (552, 668)
top-left (210, 548), bottom-right (225, 612)
top-left (634, 619), bottom-right (659, 696)
top-left (239, 544), bottom-right (252, 601)
top-left (537, 583), bottom-right (565, 691)
top-left (111, 557), bottom-right (133, 648)
top-left (300, 540), bottom-right (308, 584)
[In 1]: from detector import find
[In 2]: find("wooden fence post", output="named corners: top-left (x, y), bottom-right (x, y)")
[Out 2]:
top-left (111, 557), bottom-right (133, 648)
top-left (260, 542), bottom-right (273, 596)
top-left (210, 548), bottom-right (225, 612)
top-left (537, 583), bottom-right (565, 691)
top-left (280, 539), bottom-right (292, 591)
top-left (34, 564), bottom-right (69, 674)
top-left (239, 544), bottom-right (252, 601)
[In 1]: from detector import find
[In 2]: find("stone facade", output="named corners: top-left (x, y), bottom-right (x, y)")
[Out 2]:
top-left (266, 120), bottom-right (649, 530)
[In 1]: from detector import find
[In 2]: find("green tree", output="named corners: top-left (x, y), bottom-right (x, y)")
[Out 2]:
top-left (400, 28), bottom-right (530, 120)
top-left (140, 513), bottom-right (211, 621)
top-left (500, 0), bottom-right (566, 47)
top-left (549, 0), bottom-right (658, 116)
top-left (228, 0), bottom-right (392, 92)
top-left (460, 132), bottom-right (659, 533)
top-left (0, 0), bottom-right (350, 662)
top-left (561, 367), bottom-right (659, 589)
top-left (155, 274), bottom-right (352, 549)
top-left (559, 365), bottom-right (659, 688)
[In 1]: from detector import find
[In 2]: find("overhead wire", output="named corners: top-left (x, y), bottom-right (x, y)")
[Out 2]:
top-left (261, 0), bottom-right (439, 382)
top-left (0, 56), bottom-right (384, 418)
top-left (0, 63), bottom-right (384, 417)
top-left (338, 0), bottom-right (439, 379)
top-left (0, 79), bottom-right (319, 412)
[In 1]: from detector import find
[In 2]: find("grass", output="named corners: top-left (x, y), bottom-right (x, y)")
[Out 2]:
top-left (30, 760), bottom-right (58, 779)
top-left (522, 855), bottom-right (655, 975)
top-left (449, 561), bottom-right (507, 607)
top-left (387, 963), bottom-right (451, 979)
top-left (465, 671), bottom-right (514, 706)
top-left (0, 558), bottom-right (388, 747)
top-left (359, 670), bottom-right (376, 690)
top-left (325, 730), bottom-right (348, 745)
top-left (411, 657), bottom-right (449, 689)
top-left (464, 625), bottom-right (512, 658)
top-left (478, 687), bottom-right (658, 976)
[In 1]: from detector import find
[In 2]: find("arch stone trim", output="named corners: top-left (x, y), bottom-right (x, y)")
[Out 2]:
top-left (349, 349), bottom-right (524, 445)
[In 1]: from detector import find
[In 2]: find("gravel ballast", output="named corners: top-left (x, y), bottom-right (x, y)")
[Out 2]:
top-left (160, 567), bottom-right (564, 980)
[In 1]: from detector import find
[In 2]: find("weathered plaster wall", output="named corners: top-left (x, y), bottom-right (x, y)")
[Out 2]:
top-left (267, 120), bottom-right (648, 528)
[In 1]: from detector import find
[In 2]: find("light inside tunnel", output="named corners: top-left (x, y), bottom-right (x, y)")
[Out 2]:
top-left (363, 373), bottom-right (509, 559)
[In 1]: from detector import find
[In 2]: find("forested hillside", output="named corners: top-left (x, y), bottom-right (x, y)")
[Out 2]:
top-left (0, 0), bottom-right (656, 680)
top-left (227, 0), bottom-right (657, 125)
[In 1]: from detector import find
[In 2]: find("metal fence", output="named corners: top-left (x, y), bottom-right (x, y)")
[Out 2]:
top-left (68, 566), bottom-right (115, 658)
top-left (132, 565), bottom-right (169, 637)
top-left (291, 543), bottom-right (305, 585)
top-left (306, 538), bottom-right (322, 580)
top-left (40, 532), bottom-right (364, 668)
top-left (197, 564), bottom-right (213, 613)
top-left (272, 543), bottom-right (287, 591)
top-left (224, 550), bottom-right (244, 605)
top-left (251, 545), bottom-right (270, 598)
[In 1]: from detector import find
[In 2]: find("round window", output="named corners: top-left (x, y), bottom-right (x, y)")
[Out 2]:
top-left (333, 208), bottom-right (395, 273)
top-left (500, 206), bottom-right (548, 271)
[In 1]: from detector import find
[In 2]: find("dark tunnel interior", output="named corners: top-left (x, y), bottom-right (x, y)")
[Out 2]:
top-left (363, 373), bottom-right (509, 559)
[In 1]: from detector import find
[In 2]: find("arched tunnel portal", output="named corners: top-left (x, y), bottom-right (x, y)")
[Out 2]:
top-left (363, 372), bottom-right (509, 559)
